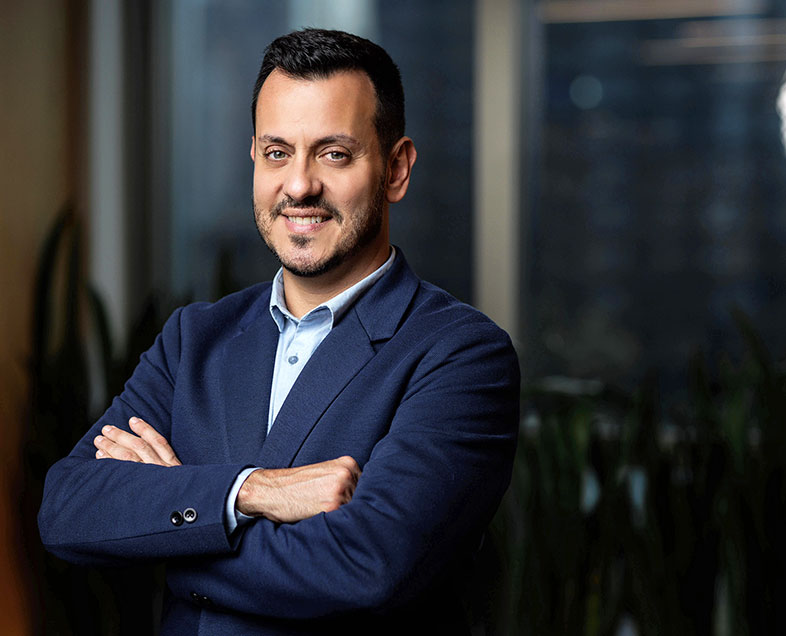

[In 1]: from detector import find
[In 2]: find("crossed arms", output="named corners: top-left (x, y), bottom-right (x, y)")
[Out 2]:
top-left (94, 417), bottom-right (359, 523)
top-left (39, 296), bottom-right (520, 619)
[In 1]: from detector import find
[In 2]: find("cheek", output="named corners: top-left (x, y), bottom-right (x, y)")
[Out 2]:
top-left (253, 173), bottom-right (276, 203)
top-left (333, 176), bottom-right (379, 210)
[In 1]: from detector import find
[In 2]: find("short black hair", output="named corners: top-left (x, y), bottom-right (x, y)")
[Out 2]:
top-left (251, 28), bottom-right (405, 155)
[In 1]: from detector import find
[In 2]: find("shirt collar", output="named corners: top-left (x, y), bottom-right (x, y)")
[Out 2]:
top-left (269, 246), bottom-right (397, 332)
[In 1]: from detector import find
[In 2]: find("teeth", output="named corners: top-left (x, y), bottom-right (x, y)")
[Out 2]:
top-left (287, 216), bottom-right (324, 225)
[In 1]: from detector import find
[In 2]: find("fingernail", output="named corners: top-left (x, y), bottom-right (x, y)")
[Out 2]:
top-left (96, 449), bottom-right (105, 457)
top-left (129, 417), bottom-right (139, 425)
top-left (102, 425), bottom-right (112, 434)
top-left (95, 435), bottom-right (103, 443)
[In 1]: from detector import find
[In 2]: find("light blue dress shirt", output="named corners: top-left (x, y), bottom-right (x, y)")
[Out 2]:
top-left (225, 248), bottom-right (396, 533)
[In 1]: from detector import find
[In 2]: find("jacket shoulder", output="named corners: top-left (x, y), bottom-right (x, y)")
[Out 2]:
top-left (176, 282), bottom-right (272, 335)
top-left (410, 280), bottom-right (510, 339)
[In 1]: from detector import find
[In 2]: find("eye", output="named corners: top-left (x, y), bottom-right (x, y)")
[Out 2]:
top-left (323, 150), bottom-right (350, 163)
top-left (264, 149), bottom-right (288, 161)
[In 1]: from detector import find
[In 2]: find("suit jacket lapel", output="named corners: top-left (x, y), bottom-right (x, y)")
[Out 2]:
top-left (257, 249), bottom-right (421, 468)
top-left (221, 291), bottom-right (279, 464)
top-left (258, 309), bottom-right (375, 467)
top-left (353, 248), bottom-right (420, 345)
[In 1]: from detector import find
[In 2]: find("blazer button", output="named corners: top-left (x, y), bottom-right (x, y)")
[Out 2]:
top-left (190, 591), bottom-right (213, 607)
top-left (183, 507), bottom-right (197, 523)
top-left (170, 510), bottom-right (184, 526)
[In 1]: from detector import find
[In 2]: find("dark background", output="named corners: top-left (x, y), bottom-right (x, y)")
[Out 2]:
top-left (5, 0), bottom-right (786, 633)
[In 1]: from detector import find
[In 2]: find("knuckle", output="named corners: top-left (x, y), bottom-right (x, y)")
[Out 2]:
top-left (151, 435), bottom-right (168, 448)
top-left (117, 449), bottom-right (136, 462)
top-left (145, 426), bottom-right (163, 441)
top-left (335, 485), bottom-right (347, 499)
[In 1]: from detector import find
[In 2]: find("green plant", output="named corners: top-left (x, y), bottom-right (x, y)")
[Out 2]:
top-left (483, 309), bottom-right (786, 635)
top-left (21, 206), bottom-right (166, 635)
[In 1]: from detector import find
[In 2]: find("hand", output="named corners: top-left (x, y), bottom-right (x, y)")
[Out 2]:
top-left (94, 417), bottom-right (182, 466)
top-left (237, 456), bottom-right (360, 523)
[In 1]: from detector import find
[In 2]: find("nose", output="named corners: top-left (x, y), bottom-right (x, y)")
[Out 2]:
top-left (283, 156), bottom-right (322, 202)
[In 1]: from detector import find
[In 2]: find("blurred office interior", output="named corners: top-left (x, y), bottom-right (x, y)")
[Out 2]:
top-left (4, 0), bottom-right (786, 633)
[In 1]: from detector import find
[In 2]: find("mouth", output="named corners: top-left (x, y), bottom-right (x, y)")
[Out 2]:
top-left (272, 196), bottom-right (340, 227)
top-left (281, 210), bottom-right (334, 234)
top-left (286, 215), bottom-right (328, 226)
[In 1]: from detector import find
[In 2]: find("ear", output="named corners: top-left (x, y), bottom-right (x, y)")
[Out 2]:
top-left (385, 137), bottom-right (417, 203)
top-left (250, 135), bottom-right (256, 162)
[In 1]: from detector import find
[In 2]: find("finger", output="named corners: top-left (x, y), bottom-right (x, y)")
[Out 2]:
top-left (344, 474), bottom-right (358, 500)
top-left (129, 417), bottom-right (181, 466)
top-left (101, 424), bottom-right (163, 465)
top-left (94, 434), bottom-right (141, 463)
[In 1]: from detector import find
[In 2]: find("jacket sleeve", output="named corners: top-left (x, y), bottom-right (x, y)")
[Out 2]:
top-left (38, 307), bottom-right (249, 565)
top-left (164, 319), bottom-right (520, 619)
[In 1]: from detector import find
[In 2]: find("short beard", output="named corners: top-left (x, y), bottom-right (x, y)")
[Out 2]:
top-left (254, 175), bottom-right (386, 278)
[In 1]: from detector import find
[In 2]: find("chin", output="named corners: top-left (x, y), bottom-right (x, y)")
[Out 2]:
top-left (281, 252), bottom-right (342, 278)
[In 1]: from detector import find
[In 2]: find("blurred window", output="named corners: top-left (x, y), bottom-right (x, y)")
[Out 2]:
top-left (524, 1), bottom-right (786, 398)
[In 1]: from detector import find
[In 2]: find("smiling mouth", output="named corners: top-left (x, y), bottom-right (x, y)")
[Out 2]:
top-left (286, 215), bottom-right (327, 226)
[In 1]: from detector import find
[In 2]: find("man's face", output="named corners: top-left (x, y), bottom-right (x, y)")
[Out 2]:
top-left (251, 69), bottom-right (389, 281)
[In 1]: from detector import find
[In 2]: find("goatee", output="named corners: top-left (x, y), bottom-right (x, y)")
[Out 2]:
top-left (253, 176), bottom-right (386, 278)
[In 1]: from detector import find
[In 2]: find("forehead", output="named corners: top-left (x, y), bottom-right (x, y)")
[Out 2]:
top-left (255, 69), bottom-right (377, 139)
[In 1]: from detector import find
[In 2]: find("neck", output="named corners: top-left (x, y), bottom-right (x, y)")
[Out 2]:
top-left (281, 243), bottom-right (390, 319)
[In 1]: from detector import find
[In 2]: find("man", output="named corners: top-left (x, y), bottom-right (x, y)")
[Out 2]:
top-left (39, 28), bottom-right (519, 634)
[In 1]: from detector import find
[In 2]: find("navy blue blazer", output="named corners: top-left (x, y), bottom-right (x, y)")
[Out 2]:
top-left (39, 252), bottom-right (520, 635)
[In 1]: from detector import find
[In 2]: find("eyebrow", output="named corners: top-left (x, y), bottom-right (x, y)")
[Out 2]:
top-left (258, 134), bottom-right (289, 145)
top-left (257, 133), bottom-right (361, 148)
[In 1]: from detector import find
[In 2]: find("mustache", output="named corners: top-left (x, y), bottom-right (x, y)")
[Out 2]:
top-left (272, 196), bottom-right (342, 222)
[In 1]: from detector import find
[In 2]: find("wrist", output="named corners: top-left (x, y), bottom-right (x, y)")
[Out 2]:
top-left (236, 468), bottom-right (269, 517)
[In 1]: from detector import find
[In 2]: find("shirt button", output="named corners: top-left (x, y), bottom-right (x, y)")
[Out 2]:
top-left (287, 355), bottom-right (299, 365)
top-left (183, 507), bottom-right (198, 523)
top-left (170, 510), bottom-right (183, 526)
